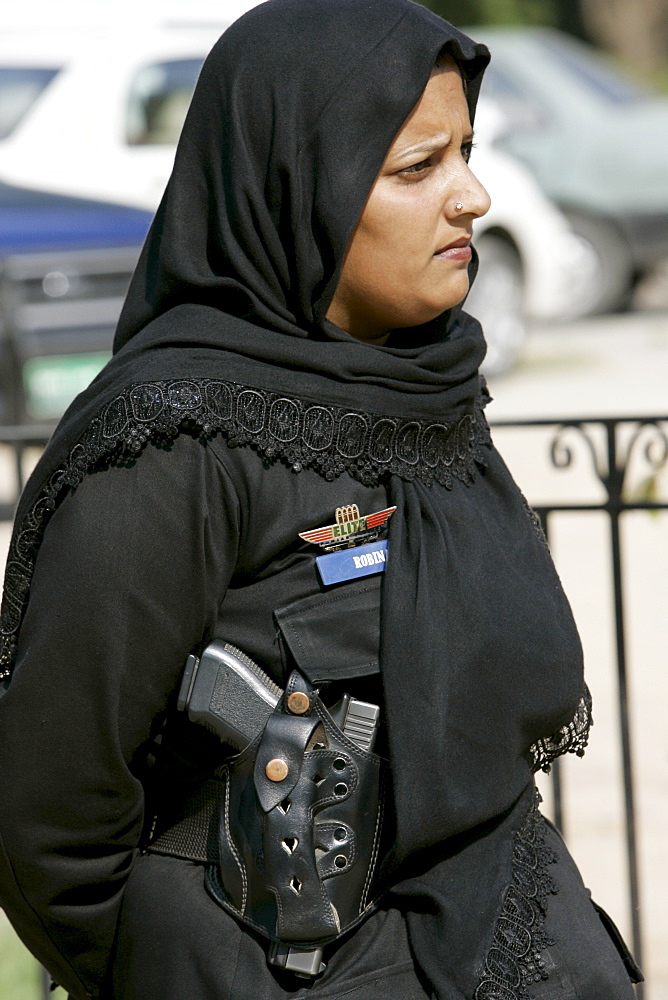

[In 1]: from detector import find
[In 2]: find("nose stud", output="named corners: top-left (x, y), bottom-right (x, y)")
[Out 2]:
top-left (455, 201), bottom-right (464, 212)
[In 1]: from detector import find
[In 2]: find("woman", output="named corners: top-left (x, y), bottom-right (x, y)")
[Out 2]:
top-left (0, 2), bottom-right (641, 998)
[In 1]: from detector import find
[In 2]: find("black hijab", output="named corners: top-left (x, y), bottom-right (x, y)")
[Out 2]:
top-left (1, 3), bottom-right (587, 996)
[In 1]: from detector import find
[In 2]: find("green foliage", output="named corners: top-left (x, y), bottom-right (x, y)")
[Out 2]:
top-left (651, 65), bottom-right (668, 92)
top-left (0, 919), bottom-right (67, 1000)
top-left (482, 0), bottom-right (556, 26)
top-left (0, 919), bottom-right (39, 1000)
top-left (417, 0), bottom-right (557, 27)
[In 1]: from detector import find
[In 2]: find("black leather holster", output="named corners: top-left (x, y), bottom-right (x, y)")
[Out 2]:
top-left (205, 670), bottom-right (386, 952)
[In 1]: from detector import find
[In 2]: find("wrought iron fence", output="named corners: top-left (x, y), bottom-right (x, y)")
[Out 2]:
top-left (492, 414), bottom-right (668, 1000)
top-left (1, 414), bottom-right (666, 1000)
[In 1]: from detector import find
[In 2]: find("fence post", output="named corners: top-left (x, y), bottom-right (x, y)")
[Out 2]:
top-left (606, 423), bottom-right (644, 989)
top-left (40, 964), bottom-right (51, 999)
top-left (536, 510), bottom-right (565, 836)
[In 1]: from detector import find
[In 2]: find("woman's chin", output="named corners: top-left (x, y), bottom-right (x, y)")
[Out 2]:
top-left (425, 284), bottom-right (470, 319)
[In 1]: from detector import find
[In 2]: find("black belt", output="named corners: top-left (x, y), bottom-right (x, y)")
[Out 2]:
top-left (146, 777), bottom-right (222, 864)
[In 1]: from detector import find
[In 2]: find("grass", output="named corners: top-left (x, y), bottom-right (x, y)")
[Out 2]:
top-left (0, 917), bottom-right (68, 1000)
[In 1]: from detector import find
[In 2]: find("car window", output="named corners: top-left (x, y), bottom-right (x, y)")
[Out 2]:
top-left (125, 57), bottom-right (203, 146)
top-left (0, 66), bottom-right (59, 139)
top-left (541, 37), bottom-right (647, 104)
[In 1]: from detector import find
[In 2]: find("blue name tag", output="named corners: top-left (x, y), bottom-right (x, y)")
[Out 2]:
top-left (316, 540), bottom-right (388, 587)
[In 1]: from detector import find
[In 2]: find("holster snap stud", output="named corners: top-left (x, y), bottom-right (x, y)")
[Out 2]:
top-left (287, 691), bottom-right (310, 715)
top-left (266, 758), bottom-right (289, 782)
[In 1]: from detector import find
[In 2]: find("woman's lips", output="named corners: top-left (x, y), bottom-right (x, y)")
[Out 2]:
top-left (434, 239), bottom-right (472, 262)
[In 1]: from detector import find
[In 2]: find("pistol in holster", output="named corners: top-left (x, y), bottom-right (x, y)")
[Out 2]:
top-left (176, 640), bottom-right (386, 978)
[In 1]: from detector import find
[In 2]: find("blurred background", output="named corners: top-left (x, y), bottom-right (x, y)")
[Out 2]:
top-left (0, 0), bottom-right (666, 998)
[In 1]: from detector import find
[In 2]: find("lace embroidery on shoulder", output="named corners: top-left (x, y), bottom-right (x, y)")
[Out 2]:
top-left (0, 377), bottom-right (490, 679)
top-left (529, 687), bottom-right (593, 774)
top-left (474, 791), bottom-right (558, 1000)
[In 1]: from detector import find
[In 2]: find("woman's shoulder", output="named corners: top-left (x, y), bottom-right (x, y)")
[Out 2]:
top-left (68, 430), bottom-right (240, 515)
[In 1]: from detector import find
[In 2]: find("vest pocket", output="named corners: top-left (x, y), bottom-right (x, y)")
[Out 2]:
top-left (274, 577), bottom-right (382, 684)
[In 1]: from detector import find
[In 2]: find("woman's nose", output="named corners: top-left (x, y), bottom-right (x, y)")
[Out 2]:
top-left (448, 167), bottom-right (491, 220)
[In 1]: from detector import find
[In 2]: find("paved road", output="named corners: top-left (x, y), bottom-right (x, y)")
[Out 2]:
top-left (489, 307), bottom-right (668, 419)
top-left (0, 308), bottom-right (666, 996)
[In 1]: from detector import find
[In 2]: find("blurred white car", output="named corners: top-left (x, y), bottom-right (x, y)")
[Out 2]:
top-left (466, 100), bottom-right (585, 373)
top-left (0, 23), bottom-right (583, 374)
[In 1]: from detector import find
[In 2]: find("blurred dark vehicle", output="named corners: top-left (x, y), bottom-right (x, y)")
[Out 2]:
top-left (0, 181), bottom-right (151, 425)
top-left (471, 27), bottom-right (668, 317)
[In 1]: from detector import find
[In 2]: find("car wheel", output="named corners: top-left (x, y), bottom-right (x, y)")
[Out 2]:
top-left (559, 211), bottom-right (634, 318)
top-left (467, 234), bottom-right (527, 377)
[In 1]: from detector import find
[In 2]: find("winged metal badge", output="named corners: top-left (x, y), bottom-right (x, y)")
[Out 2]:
top-left (299, 504), bottom-right (396, 552)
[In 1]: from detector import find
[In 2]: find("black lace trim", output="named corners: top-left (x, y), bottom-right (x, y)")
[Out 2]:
top-left (0, 377), bottom-right (490, 678)
top-left (529, 687), bottom-right (593, 774)
top-left (474, 791), bottom-right (558, 1000)
top-left (520, 494), bottom-right (549, 551)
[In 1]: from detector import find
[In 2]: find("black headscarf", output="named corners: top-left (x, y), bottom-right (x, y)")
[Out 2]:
top-left (1, 2), bottom-right (587, 996)
top-left (113, 0), bottom-right (489, 348)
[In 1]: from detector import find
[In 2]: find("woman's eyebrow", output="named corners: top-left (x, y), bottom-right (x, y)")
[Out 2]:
top-left (393, 129), bottom-right (475, 159)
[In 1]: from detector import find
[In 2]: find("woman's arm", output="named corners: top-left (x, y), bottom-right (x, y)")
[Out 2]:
top-left (0, 433), bottom-right (240, 999)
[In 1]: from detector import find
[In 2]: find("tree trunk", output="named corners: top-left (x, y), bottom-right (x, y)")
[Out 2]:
top-left (580, 0), bottom-right (668, 74)
top-left (553, 0), bottom-right (591, 42)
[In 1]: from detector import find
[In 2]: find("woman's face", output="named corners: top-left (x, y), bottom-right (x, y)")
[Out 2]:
top-left (327, 60), bottom-right (491, 343)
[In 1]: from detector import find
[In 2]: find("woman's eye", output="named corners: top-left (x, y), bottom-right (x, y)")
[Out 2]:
top-left (461, 142), bottom-right (476, 163)
top-left (399, 158), bottom-right (432, 178)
